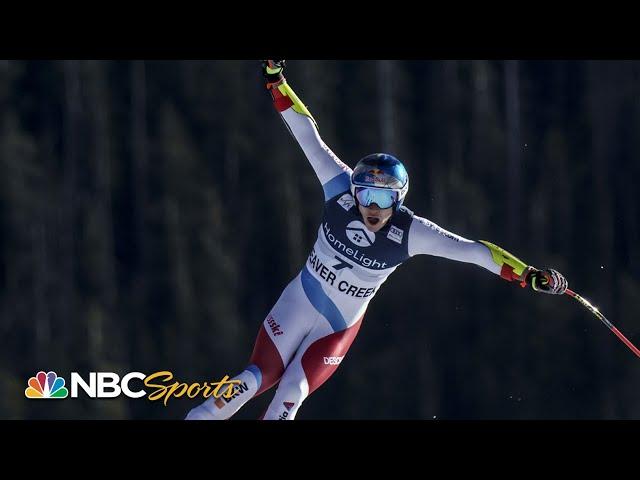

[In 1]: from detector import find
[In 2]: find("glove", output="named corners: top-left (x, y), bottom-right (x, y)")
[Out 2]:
top-left (261, 60), bottom-right (286, 89)
top-left (525, 267), bottom-right (568, 295)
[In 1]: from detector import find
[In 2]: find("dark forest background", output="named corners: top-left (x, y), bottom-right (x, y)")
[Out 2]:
top-left (0, 60), bottom-right (638, 419)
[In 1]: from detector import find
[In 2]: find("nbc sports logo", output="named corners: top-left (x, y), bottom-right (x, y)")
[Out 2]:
top-left (25, 371), bottom-right (69, 399)
top-left (22, 370), bottom-right (242, 405)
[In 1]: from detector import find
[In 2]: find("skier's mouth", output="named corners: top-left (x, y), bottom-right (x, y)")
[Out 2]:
top-left (367, 217), bottom-right (380, 225)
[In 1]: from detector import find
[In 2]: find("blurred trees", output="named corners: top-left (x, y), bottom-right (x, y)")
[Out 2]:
top-left (0, 60), bottom-right (638, 419)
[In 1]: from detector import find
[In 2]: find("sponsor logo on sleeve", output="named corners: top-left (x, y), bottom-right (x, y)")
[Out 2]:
top-left (337, 193), bottom-right (355, 211)
top-left (417, 218), bottom-right (461, 242)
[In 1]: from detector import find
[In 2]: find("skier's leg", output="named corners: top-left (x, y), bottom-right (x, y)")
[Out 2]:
top-left (185, 272), bottom-right (315, 420)
top-left (184, 366), bottom-right (261, 420)
top-left (262, 315), bottom-right (363, 420)
top-left (184, 325), bottom-right (282, 420)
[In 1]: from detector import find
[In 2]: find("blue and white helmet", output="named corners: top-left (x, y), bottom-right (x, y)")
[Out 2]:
top-left (350, 153), bottom-right (409, 210)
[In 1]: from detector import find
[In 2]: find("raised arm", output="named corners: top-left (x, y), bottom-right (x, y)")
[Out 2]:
top-left (262, 60), bottom-right (351, 200)
top-left (408, 215), bottom-right (568, 294)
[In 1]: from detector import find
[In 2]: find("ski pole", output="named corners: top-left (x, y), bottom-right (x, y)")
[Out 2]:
top-left (565, 288), bottom-right (640, 359)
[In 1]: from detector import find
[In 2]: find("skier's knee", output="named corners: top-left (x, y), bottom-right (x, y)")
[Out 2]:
top-left (249, 326), bottom-right (286, 396)
top-left (250, 357), bottom-right (284, 396)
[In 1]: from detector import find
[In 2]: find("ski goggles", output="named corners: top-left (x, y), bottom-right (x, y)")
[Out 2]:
top-left (354, 186), bottom-right (399, 209)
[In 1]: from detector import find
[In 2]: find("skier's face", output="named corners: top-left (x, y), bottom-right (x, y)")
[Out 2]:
top-left (359, 203), bottom-right (393, 232)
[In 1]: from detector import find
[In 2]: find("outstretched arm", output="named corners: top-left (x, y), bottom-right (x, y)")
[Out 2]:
top-left (408, 215), bottom-right (568, 294)
top-left (262, 60), bottom-right (351, 200)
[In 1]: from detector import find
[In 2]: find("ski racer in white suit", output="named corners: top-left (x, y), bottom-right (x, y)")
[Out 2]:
top-left (185, 60), bottom-right (568, 420)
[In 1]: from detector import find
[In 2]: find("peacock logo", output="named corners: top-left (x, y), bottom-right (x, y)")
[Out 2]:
top-left (25, 371), bottom-right (69, 399)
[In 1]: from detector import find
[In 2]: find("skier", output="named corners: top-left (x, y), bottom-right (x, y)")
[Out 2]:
top-left (185, 60), bottom-right (568, 420)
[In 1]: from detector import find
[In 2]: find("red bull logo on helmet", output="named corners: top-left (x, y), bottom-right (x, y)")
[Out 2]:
top-left (364, 175), bottom-right (386, 185)
top-left (363, 174), bottom-right (403, 189)
top-left (365, 168), bottom-right (389, 185)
